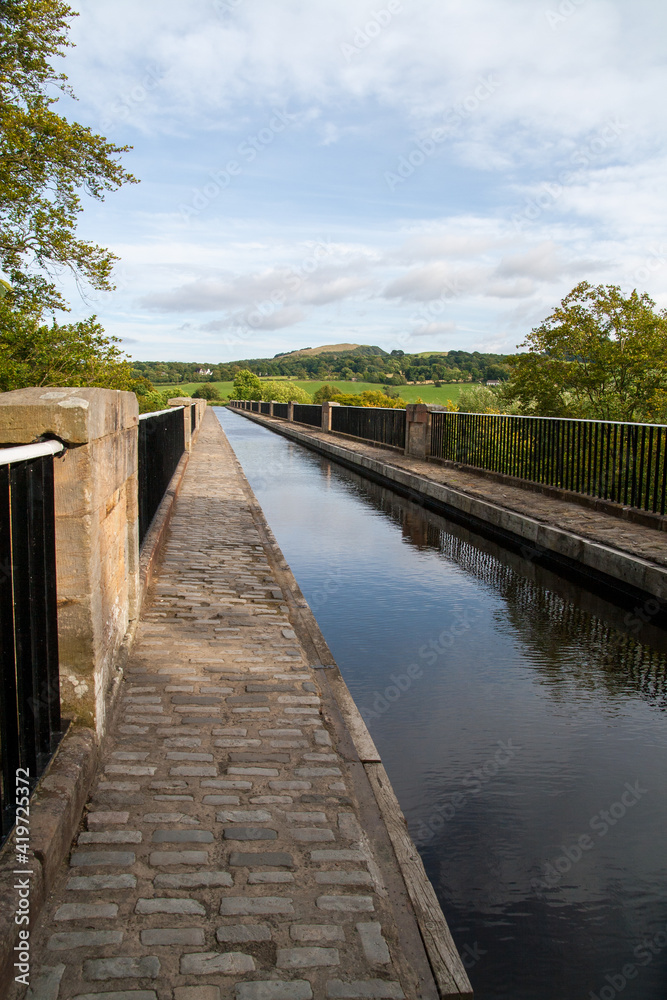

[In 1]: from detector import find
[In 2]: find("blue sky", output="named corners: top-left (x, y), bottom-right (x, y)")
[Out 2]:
top-left (50, 0), bottom-right (667, 361)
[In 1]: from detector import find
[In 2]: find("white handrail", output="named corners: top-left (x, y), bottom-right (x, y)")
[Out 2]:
top-left (0, 440), bottom-right (65, 467)
top-left (139, 406), bottom-right (185, 420)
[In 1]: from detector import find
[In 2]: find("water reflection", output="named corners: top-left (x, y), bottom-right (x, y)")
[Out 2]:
top-left (216, 408), bottom-right (667, 1000)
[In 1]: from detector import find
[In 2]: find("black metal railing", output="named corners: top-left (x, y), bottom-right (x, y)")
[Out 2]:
top-left (331, 405), bottom-right (406, 449)
top-left (0, 441), bottom-right (63, 842)
top-left (190, 403), bottom-right (196, 434)
top-left (431, 411), bottom-right (667, 515)
top-left (273, 403), bottom-right (289, 419)
top-left (138, 407), bottom-right (185, 544)
top-left (260, 402), bottom-right (271, 415)
top-left (292, 403), bottom-right (322, 427)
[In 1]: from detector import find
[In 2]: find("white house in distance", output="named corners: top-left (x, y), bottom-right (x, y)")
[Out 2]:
top-left (486, 379), bottom-right (501, 387)
top-left (196, 368), bottom-right (213, 376)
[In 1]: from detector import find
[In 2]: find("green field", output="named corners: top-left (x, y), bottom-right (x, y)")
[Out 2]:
top-left (160, 380), bottom-right (467, 405)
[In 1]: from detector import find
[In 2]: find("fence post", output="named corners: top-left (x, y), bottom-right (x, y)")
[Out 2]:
top-left (321, 400), bottom-right (339, 432)
top-left (0, 388), bottom-right (139, 736)
top-left (405, 404), bottom-right (432, 459)
top-left (168, 397), bottom-right (193, 451)
top-left (269, 402), bottom-right (274, 417)
top-left (287, 401), bottom-right (294, 422)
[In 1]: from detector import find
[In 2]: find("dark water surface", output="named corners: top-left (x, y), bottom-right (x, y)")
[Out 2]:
top-left (215, 407), bottom-right (667, 1000)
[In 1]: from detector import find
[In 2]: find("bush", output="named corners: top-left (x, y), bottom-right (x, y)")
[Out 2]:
top-left (260, 380), bottom-right (312, 403)
top-left (457, 385), bottom-right (501, 414)
top-left (192, 383), bottom-right (221, 402)
top-left (136, 389), bottom-right (171, 414)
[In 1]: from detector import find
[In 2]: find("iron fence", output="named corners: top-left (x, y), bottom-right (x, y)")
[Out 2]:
top-left (331, 405), bottom-right (406, 449)
top-left (190, 403), bottom-right (196, 434)
top-left (273, 403), bottom-right (289, 419)
top-left (431, 411), bottom-right (667, 515)
top-left (292, 403), bottom-right (322, 427)
top-left (260, 402), bottom-right (271, 415)
top-left (0, 441), bottom-right (64, 842)
top-left (138, 407), bottom-right (185, 544)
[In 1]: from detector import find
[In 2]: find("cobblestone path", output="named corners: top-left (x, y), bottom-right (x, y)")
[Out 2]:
top-left (20, 411), bottom-right (439, 1000)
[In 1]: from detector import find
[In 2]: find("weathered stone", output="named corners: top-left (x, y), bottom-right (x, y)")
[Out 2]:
top-left (136, 897), bottom-right (206, 915)
top-left (24, 964), bottom-right (65, 1000)
top-left (66, 874), bottom-right (136, 891)
top-left (316, 896), bottom-right (375, 912)
top-left (290, 924), bottom-right (345, 942)
top-left (149, 850), bottom-right (209, 865)
top-left (78, 830), bottom-right (142, 844)
top-left (141, 928), bottom-right (205, 946)
top-left (87, 811), bottom-right (129, 826)
top-left (229, 851), bottom-right (294, 867)
top-left (277, 947), bottom-right (340, 968)
top-left (153, 871), bottom-right (233, 888)
top-left (219, 896), bottom-right (294, 915)
top-left (356, 923), bottom-right (391, 965)
top-left (316, 871), bottom-right (374, 885)
top-left (70, 851), bottom-right (135, 866)
top-left (47, 930), bottom-right (123, 950)
top-left (54, 903), bottom-right (119, 920)
top-left (180, 952), bottom-right (256, 974)
top-left (222, 827), bottom-right (278, 841)
top-left (216, 924), bottom-right (272, 943)
top-left (83, 956), bottom-right (160, 979)
top-left (216, 809), bottom-right (272, 823)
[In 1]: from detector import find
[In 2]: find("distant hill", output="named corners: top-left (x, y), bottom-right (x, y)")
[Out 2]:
top-left (275, 343), bottom-right (386, 359)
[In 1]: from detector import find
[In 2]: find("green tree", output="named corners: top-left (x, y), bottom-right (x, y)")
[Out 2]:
top-left (0, 1), bottom-right (138, 309)
top-left (0, 300), bottom-right (140, 391)
top-left (312, 383), bottom-right (341, 404)
top-left (231, 369), bottom-right (262, 400)
top-left (192, 383), bottom-right (221, 402)
top-left (259, 380), bottom-right (311, 403)
top-left (502, 282), bottom-right (667, 421)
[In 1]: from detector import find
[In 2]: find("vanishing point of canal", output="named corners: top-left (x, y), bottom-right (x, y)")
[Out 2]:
top-left (216, 406), bottom-right (667, 1000)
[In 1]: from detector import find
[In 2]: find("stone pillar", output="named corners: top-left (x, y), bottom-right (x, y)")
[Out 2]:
top-left (0, 387), bottom-right (139, 735)
top-left (269, 402), bottom-right (274, 417)
top-left (287, 401), bottom-right (295, 422)
top-left (405, 403), bottom-right (432, 459)
top-left (168, 397), bottom-right (193, 451)
top-left (321, 400), bottom-right (340, 431)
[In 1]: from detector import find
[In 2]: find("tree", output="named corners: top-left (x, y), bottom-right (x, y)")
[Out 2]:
top-left (231, 369), bottom-right (262, 400)
top-left (0, 1), bottom-right (138, 309)
top-left (502, 282), bottom-right (667, 421)
top-left (0, 299), bottom-right (139, 391)
top-left (259, 380), bottom-right (311, 403)
top-left (192, 383), bottom-right (221, 402)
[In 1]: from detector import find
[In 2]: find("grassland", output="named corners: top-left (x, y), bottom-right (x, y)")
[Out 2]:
top-left (159, 380), bottom-right (467, 405)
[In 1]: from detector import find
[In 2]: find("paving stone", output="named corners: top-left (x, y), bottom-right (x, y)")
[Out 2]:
top-left (296, 767), bottom-right (342, 778)
top-left (216, 809), bottom-right (273, 823)
top-left (311, 850), bottom-right (366, 862)
top-left (66, 874), bottom-right (136, 891)
top-left (277, 947), bottom-right (340, 968)
top-left (216, 924), bottom-right (272, 943)
top-left (229, 851), bottom-right (294, 867)
top-left (180, 952), bottom-right (256, 974)
top-left (202, 778), bottom-right (252, 789)
top-left (24, 963), bottom-right (65, 1000)
top-left (151, 829), bottom-right (213, 843)
top-left (356, 923), bottom-right (391, 965)
top-left (169, 764), bottom-right (217, 776)
top-left (149, 850), bottom-right (209, 865)
top-left (203, 794), bottom-right (240, 804)
top-left (47, 930), bottom-right (123, 950)
top-left (222, 827), bottom-right (278, 841)
top-left (87, 811), bottom-right (129, 826)
top-left (78, 831), bottom-right (142, 844)
top-left (316, 872), bottom-right (374, 885)
top-left (83, 957), bottom-right (160, 980)
top-left (219, 896), bottom-right (295, 915)
top-left (104, 765), bottom-right (157, 775)
top-left (315, 730), bottom-right (332, 746)
top-left (248, 871), bottom-right (295, 883)
top-left (290, 828), bottom-right (335, 842)
top-left (236, 983), bottom-right (313, 1000)
top-left (290, 924), bottom-right (345, 943)
top-left (338, 813), bottom-right (364, 840)
top-left (55, 903), bottom-right (119, 920)
top-left (285, 811), bottom-right (327, 823)
top-left (270, 781), bottom-right (311, 791)
top-left (136, 897), bottom-right (206, 915)
top-left (153, 870), bottom-right (233, 888)
top-left (70, 851), bottom-right (136, 866)
top-left (141, 927), bottom-right (205, 945)
top-left (317, 896), bottom-right (375, 912)
top-left (228, 766), bottom-right (279, 776)
top-left (143, 812), bottom-right (200, 823)
top-left (325, 981), bottom-right (404, 999)
top-left (166, 751), bottom-right (214, 761)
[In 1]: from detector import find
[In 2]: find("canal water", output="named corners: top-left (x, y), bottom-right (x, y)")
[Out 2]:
top-left (215, 407), bottom-right (667, 1000)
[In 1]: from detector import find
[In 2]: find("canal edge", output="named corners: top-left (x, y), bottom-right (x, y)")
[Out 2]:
top-left (216, 413), bottom-right (475, 999)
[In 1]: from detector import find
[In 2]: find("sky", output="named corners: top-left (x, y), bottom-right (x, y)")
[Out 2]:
top-left (51, 0), bottom-right (667, 362)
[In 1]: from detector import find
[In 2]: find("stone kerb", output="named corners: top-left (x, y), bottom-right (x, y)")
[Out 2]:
top-left (405, 403), bottom-right (432, 459)
top-left (0, 387), bottom-right (140, 735)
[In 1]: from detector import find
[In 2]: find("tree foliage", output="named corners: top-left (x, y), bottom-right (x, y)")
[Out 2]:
top-left (0, 0), bottom-right (138, 309)
top-left (0, 299), bottom-right (140, 391)
top-left (502, 282), bottom-right (667, 422)
top-left (192, 383), bottom-right (221, 401)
